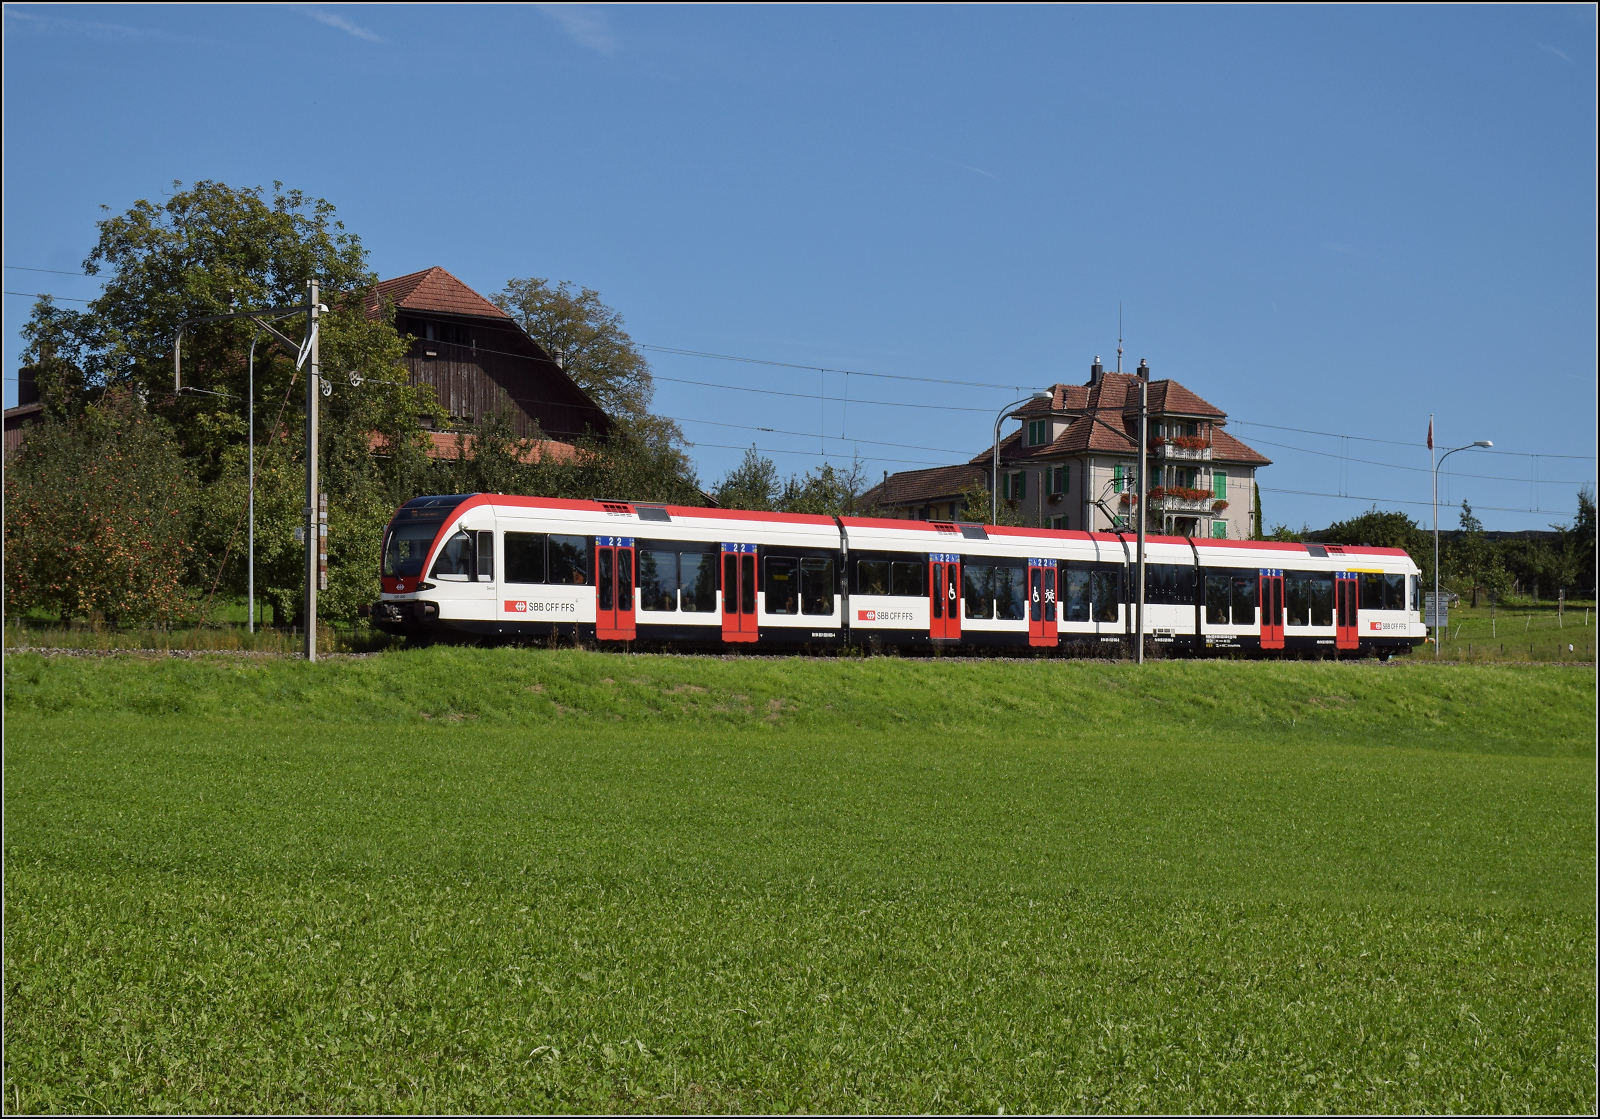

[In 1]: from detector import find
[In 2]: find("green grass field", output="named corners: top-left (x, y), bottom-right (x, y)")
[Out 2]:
top-left (1429, 598), bottom-right (1596, 663)
top-left (4, 650), bottom-right (1594, 1113)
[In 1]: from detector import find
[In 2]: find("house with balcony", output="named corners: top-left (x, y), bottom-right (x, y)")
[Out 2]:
top-left (861, 357), bottom-right (1270, 539)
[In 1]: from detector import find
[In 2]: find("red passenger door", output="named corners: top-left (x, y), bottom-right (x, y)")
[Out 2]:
top-left (1259, 569), bottom-right (1285, 650)
top-left (720, 543), bottom-right (759, 643)
top-left (929, 553), bottom-right (961, 640)
top-left (595, 536), bottom-right (635, 641)
top-left (1029, 558), bottom-right (1059, 647)
top-left (1334, 572), bottom-right (1359, 650)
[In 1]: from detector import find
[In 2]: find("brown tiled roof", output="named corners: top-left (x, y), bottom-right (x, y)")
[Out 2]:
top-left (365, 267), bottom-right (511, 321)
top-left (860, 462), bottom-right (989, 508)
top-left (1000, 370), bottom-right (1264, 465)
top-left (1016, 373), bottom-right (1224, 420)
top-left (1134, 379), bottom-right (1224, 418)
top-left (1211, 427), bottom-right (1270, 465)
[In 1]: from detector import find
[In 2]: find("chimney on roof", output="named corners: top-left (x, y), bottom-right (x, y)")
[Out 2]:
top-left (1136, 359), bottom-right (1150, 381)
top-left (1090, 356), bottom-right (1103, 385)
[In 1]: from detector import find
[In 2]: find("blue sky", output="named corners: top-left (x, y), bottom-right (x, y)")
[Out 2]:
top-left (4, 4), bottom-right (1594, 530)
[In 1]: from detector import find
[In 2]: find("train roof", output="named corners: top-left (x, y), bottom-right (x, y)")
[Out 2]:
top-left (396, 494), bottom-right (1413, 561)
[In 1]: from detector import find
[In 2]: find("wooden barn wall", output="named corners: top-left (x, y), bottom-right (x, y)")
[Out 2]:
top-left (402, 329), bottom-right (607, 442)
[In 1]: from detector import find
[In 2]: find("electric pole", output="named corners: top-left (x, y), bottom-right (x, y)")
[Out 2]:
top-left (304, 281), bottom-right (321, 662)
top-left (1136, 374), bottom-right (1148, 664)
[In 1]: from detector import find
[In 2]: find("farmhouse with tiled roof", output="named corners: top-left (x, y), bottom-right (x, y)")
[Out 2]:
top-left (367, 267), bottom-right (610, 445)
top-left (861, 357), bottom-right (1271, 540)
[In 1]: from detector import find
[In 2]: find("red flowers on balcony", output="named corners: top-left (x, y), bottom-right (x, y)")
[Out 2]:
top-left (1149, 486), bottom-right (1213, 502)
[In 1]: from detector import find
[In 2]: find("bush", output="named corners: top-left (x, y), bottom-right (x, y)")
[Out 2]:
top-left (5, 391), bottom-right (194, 626)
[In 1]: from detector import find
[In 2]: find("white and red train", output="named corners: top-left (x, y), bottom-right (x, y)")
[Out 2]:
top-left (370, 493), bottom-right (1427, 657)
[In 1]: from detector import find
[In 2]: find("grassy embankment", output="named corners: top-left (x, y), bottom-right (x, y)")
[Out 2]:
top-left (4, 650), bottom-right (1594, 1112)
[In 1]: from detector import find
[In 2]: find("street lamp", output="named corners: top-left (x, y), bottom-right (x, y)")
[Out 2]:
top-left (992, 392), bottom-right (1052, 525)
top-left (1431, 431), bottom-right (1493, 657)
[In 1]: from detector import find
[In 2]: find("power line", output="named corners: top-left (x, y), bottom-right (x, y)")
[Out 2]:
top-left (1243, 433), bottom-right (1594, 486)
top-left (641, 343), bottom-right (1034, 391)
top-left (4, 291), bottom-right (92, 302)
top-left (4, 265), bottom-right (91, 277)
top-left (647, 343), bottom-right (1594, 460)
top-left (685, 440), bottom-right (948, 467)
top-left (9, 288), bottom-right (1587, 464)
top-left (652, 373), bottom-right (1000, 413)
top-left (670, 414), bottom-right (971, 457)
top-left (1259, 485), bottom-right (1578, 517)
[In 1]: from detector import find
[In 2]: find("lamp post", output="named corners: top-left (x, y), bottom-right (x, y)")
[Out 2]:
top-left (1432, 433), bottom-right (1493, 658)
top-left (992, 392), bottom-right (1052, 525)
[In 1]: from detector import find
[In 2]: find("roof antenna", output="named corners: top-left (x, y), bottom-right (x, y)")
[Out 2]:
top-left (1116, 303), bottom-right (1124, 374)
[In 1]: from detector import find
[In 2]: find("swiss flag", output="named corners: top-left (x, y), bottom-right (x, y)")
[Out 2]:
top-left (1426, 417), bottom-right (1433, 451)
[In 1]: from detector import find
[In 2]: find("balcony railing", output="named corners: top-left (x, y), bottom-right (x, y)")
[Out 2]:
top-left (1148, 486), bottom-right (1221, 513)
top-left (1152, 436), bottom-right (1212, 461)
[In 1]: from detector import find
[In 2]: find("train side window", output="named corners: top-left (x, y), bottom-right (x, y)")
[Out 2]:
top-left (430, 530), bottom-right (474, 580)
top-left (504, 532), bottom-right (547, 584)
top-left (963, 565), bottom-right (993, 619)
top-left (476, 531), bottom-right (494, 581)
top-left (890, 560), bottom-right (925, 597)
top-left (1205, 574), bottom-right (1230, 625)
top-left (681, 553), bottom-right (717, 612)
top-left (1286, 574), bottom-right (1312, 626)
top-left (799, 557), bottom-right (835, 615)
top-left (1063, 568), bottom-right (1092, 622)
top-left (1384, 572), bottom-right (1406, 610)
top-left (1408, 575), bottom-right (1419, 613)
top-left (1308, 574), bottom-right (1334, 626)
top-left (1360, 573), bottom-right (1384, 610)
top-left (548, 535), bottom-right (589, 585)
top-left (1145, 563), bottom-right (1183, 604)
top-left (857, 559), bottom-right (890, 595)
top-left (766, 557), bottom-right (798, 614)
top-left (638, 549), bottom-right (679, 611)
top-left (995, 566), bottom-right (1026, 621)
top-left (1229, 574), bottom-right (1256, 625)
top-left (1091, 568), bottom-right (1120, 622)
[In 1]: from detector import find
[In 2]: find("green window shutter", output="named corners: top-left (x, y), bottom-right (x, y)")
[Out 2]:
top-left (1113, 464), bottom-right (1124, 492)
top-left (1211, 520), bottom-right (1228, 539)
top-left (1063, 462), bottom-right (1071, 492)
top-left (1213, 470), bottom-right (1227, 499)
top-left (1017, 472), bottom-right (1027, 499)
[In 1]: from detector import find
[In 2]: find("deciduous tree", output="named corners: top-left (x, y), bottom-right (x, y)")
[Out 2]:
top-left (4, 391), bottom-right (194, 626)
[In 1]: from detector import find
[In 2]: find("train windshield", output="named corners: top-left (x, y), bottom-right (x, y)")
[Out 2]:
top-left (382, 495), bottom-right (474, 577)
top-left (384, 523), bottom-right (441, 577)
